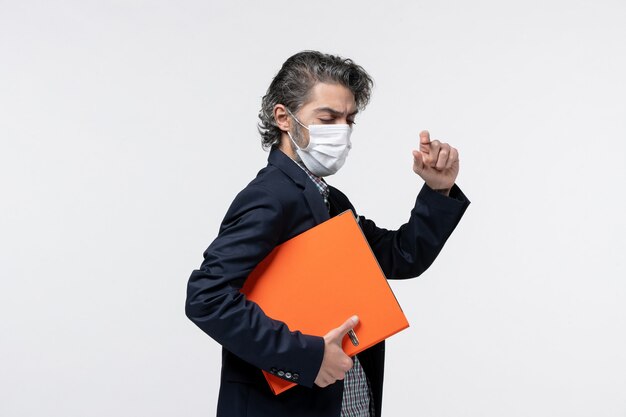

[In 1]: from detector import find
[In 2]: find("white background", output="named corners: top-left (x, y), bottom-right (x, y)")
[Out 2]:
top-left (1, 1), bottom-right (625, 416)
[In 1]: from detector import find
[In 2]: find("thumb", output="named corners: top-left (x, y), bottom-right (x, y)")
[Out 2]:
top-left (329, 315), bottom-right (359, 343)
top-left (412, 150), bottom-right (425, 173)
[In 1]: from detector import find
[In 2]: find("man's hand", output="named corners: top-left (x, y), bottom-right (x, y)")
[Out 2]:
top-left (412, 130), bottom-right (460, 195)
top-left (314, 315), bottom-right (358, 388)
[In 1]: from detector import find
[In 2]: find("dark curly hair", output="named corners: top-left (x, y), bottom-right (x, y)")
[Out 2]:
top-left (257, 50), bottom-right (374, 150)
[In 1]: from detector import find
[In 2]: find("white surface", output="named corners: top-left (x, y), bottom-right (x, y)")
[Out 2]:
top-left (1, 1), bottom-right (625, 416)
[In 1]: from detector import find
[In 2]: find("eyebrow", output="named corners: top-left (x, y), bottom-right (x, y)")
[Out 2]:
top-left (313, 107), bottom-right (359, 117)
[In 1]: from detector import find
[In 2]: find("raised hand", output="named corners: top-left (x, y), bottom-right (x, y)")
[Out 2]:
top-left (412, 130), bottom-right (460, 194)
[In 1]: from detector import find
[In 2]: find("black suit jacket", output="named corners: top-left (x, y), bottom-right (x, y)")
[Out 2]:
top-left (185, 148), bottom-right (470, 417)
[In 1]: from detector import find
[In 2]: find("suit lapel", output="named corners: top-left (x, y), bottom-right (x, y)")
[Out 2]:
top-left (302, 180), bottom-right (330, 224)
top-left (268, 148), bottom-right (330, 226)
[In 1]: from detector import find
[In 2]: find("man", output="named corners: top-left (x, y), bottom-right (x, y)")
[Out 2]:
top-left (185, 50), bottom-right (470, 417)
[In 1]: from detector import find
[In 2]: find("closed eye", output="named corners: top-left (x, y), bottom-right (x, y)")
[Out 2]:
top-left (318, 118), bottom-right (356, 126)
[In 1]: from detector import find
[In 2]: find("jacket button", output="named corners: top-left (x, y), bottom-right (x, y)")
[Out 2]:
top-left (285, 372), bottom-right (292, 379)
top-left (277, 370), bottom-right (285, 377)
top-left (292, 373), bottom-right (299, 381)
top-left (270, 368), bottom-right (277, 375)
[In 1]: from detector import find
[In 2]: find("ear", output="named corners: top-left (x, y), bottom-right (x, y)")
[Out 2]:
top-left (273, 104), bottom-right (291, 132)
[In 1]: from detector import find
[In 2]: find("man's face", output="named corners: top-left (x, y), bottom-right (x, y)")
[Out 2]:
top-left (290, 82), bottom-right (358, 149)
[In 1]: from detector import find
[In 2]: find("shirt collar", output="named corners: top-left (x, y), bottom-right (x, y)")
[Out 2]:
top-left (293, 160), bottom-right (329, 198)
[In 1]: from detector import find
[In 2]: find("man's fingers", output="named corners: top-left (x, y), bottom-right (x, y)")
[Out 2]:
top-left (316, 316), bottom-right (359, 388)
top-left (315, 356), bottom-right (353, 387)
top-left (333, 357), bottom-right (354, 378)
top-left (428, 140), bottom-right (441, 167)
top-left (336, 363), bottom-right (351, 379)
top-left (419, 130), bottom-right (431, 152)
top-left (436, 143), bottom-right (451, 170)
top-left (413, 130), bottom-right (461, 187)
top-left (325, 315), bottom-right (359, 345)
top-left (446, 147), bottom-right (458, 170)
top-left (335, 315), bottom-right (359, 339)
top-left (412, 150), bottom-right (425, 173)
top-left (315, 373), bottom-right (333, 388)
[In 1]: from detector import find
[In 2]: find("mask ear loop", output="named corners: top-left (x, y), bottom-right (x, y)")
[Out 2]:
top-left (285, 108), bottom-right (309, 131)
top-left (287, 130), bottom-right (304, 151)
top-left (286, 108), bottom-right (310, 152)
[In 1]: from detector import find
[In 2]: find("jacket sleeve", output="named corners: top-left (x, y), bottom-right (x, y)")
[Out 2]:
top-left (359, 183), bottom-right (470, 279)
top-left (185, 184), bottom-right (325, 388)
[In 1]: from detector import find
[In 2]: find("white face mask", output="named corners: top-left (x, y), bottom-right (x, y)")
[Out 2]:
top-left (286, 109), bottom-right (353, 177)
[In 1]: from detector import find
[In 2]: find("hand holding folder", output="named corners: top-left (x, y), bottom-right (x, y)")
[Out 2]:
top-left (313, 314), bottom-right (360, 388)
top-left (241, 210), bottom-right (410, 395)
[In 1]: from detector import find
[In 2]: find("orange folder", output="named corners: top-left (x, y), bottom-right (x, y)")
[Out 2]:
top-left (241, 210), bottom-right (410, 395)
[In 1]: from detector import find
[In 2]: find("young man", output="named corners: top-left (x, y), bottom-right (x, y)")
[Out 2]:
top-left (185, 50), bottom-right (470, 417)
